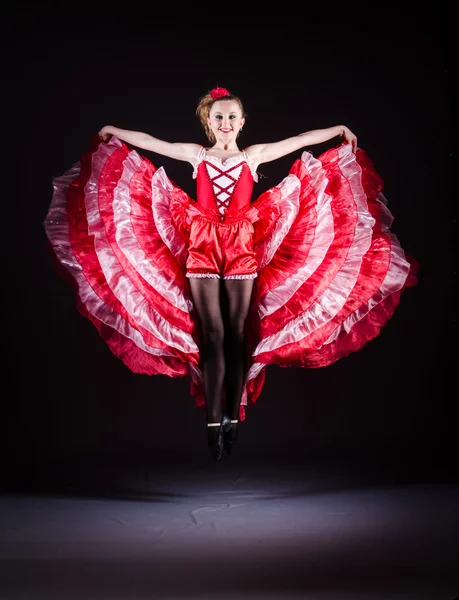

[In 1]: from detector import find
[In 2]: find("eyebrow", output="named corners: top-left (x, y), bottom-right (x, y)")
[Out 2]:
top-left (214, 112), bottom-right (238, 115)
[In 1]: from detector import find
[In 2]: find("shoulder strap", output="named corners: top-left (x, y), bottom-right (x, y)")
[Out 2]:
top-left (192, 146), bottom-right (206, 179)
top-left (242, 149), bottom-right (258, 183)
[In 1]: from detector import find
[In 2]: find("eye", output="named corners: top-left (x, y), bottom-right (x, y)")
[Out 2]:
top-left (215, 115), bottom-right (223, 120)
top-left (229, 114), bottom-right (237, 119)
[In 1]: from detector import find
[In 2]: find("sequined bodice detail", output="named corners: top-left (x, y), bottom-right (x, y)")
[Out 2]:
top-left (193, 148), bottom-right (257, 220)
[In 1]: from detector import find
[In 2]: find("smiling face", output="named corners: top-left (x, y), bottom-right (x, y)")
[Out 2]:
top-left (207, 99), bottom-right (245, 146)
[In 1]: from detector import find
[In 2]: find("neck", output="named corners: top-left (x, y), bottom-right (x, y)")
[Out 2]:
top-left (213, 142), bottom-right (239, 152)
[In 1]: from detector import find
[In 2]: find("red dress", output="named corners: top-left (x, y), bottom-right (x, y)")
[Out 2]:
top-left (185, 146), bottom-right (259, 279)
top-left (44, 136), bottom-right (418, 421)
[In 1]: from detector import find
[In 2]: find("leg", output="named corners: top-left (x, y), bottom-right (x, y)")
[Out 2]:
top-left (222, 278), bottom-right (255, 422)
top-left (188, 277), bottom-right (226, 424)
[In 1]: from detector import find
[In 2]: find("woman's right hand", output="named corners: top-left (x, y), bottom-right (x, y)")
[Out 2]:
top-left (340, 126), bottom-right (357, 153)
top-left (98, 125), bottom-right (114, 141)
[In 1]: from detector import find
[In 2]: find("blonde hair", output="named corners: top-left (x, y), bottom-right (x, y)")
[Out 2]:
top-left (196, 89), bottom-right (246, 143)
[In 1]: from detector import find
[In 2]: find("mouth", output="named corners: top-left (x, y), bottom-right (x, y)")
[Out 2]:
top-left (219, 128), bottom-right (232, 134)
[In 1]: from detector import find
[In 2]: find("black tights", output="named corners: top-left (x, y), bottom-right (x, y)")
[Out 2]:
top-left (188, 277), bottom-right (255, 423)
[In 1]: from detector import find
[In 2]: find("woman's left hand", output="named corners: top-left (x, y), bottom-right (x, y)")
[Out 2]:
top-left (340, 126), bottom-right (357, 153)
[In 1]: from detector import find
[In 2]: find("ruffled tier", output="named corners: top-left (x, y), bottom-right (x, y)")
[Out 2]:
top-left (45, 136), bottom-right (418, 421)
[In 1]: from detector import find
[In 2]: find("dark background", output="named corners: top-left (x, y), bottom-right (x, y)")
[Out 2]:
top-left (3, 7), bottom-right (455, 483)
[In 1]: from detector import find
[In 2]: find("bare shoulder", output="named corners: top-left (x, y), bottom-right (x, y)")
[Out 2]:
top-left (173, 142), bottom-right (203, 163)
top-left (244, 143), bottom-right (265, 163)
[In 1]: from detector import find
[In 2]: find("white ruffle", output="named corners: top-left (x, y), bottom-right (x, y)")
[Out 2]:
top-left (186, 273), bottom-right (221, 279)
top-left (192, 148), bottom-right (259, 182)
top-left (224, 273), bottom-right (258, 279)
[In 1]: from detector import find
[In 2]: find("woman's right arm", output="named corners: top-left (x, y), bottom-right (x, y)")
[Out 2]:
top-left (98, 125), bottom-right (201, 163)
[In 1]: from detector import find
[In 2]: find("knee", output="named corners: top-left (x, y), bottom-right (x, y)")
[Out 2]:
top-left (201, 326), bottom-right (225, 352)
top-left (228, 319), bottom-right (246, 345)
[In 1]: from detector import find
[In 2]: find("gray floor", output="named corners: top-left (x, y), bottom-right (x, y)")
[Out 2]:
top-left (1, 454), bottom-right (458, 600)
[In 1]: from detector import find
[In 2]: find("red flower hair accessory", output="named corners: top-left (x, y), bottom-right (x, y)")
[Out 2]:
top-left (210, 87), bottom-right (231, 99)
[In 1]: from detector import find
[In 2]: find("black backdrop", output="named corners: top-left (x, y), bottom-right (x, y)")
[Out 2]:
top-left (4, 7), bottom-right (455, 478)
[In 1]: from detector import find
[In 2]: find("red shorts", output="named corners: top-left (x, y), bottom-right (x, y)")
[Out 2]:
top-left (186, 212), bottom-right (258, 280)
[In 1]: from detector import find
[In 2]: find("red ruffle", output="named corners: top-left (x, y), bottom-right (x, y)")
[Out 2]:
top-left (45, 137), bottom-right (418, 422)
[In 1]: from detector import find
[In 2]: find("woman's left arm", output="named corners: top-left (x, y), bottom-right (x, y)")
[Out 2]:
top-left (247, 125), bottom-right (357, 165)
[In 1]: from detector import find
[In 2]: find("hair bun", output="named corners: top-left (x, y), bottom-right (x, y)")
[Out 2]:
top-left (209, 87), bottom-right (231, 99)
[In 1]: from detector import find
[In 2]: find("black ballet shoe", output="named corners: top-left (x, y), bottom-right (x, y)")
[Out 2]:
top-left (223, 420), bottom-right (239, 455)
top-left (207, 422), bottom-right (221, 460)
top-left (207, 415), bottom-right (232, 460)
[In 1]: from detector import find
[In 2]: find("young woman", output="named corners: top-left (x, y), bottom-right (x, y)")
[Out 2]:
top-left (45, 87), bottom-right (418, 460)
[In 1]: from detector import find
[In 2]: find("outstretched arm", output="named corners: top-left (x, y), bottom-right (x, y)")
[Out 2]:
top-left (246, 125), bottom-right (357, 166)
top-left (98, 126), bottom-right (201, 163)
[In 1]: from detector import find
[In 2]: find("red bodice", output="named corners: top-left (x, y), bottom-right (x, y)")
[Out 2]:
top-left (193, 148), bottom-right (257, 220)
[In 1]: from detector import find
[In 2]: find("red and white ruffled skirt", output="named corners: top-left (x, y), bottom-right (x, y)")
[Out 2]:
top-left (44, 136), bottom-right (418, 420)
